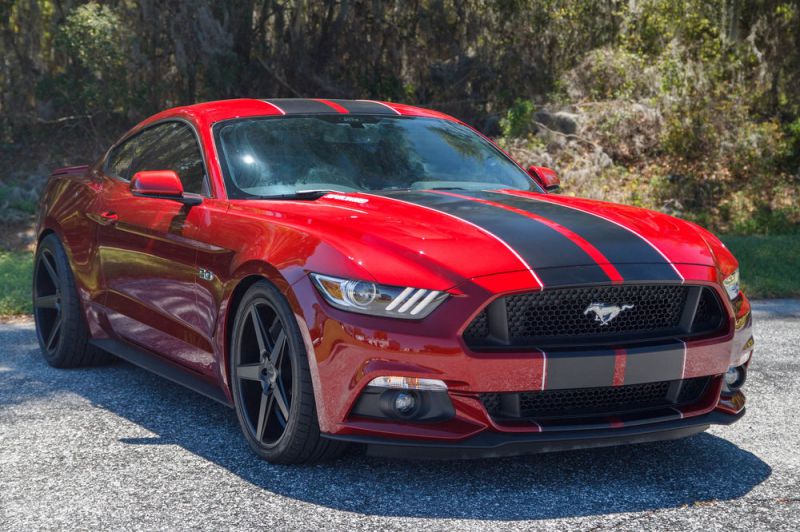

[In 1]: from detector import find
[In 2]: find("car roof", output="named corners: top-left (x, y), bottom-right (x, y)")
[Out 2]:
top-left (139, 98), bottom-right (461, 130)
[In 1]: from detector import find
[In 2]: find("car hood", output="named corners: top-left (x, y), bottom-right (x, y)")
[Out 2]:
top-left (232, 189), bottom-right (720, 291)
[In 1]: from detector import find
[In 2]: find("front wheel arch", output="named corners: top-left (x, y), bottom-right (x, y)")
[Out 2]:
top-left (221, 269), bottom-right (305, 397)
top-left (226, 278), bottom-right (346, 462)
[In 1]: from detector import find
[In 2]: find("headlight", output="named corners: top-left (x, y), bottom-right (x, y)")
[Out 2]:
top-left (723, 269), bottom-right (740, 300)
top-left (310, 273), bottom-right (447, 319)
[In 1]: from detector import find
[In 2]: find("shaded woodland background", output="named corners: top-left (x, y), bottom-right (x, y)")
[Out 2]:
top-left (1, 0), bottom-right (799, 236)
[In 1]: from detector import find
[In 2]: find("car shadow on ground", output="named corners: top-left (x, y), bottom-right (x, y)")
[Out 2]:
top-left (4, 336), bottom-right (771, 521)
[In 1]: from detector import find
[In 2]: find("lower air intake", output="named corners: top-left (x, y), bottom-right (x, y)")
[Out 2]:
top-left (480, 376), bottom-right (712, 421)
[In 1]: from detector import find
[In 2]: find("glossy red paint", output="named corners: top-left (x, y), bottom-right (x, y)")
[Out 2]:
top-left (35, 98), bottom-right (752, 450)
top-left (527, 165), bottom-right (561, 191)
top-left (130, 170), bottom-right (184, 197)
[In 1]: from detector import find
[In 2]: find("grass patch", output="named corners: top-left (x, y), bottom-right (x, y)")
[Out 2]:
top-left (0, 251), bottom-right (33, 315)
top-left (722, 234), bottom-right (800, 299)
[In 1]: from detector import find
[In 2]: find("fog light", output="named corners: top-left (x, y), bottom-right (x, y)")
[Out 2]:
top-left (394, 392), bottom-right (416, 414)
top-left (352, 385), bottom-right (455, 422)
top-left (378, 389), bottom-right (421, 418)
top-left (723, 365), bottom-right (746, 392)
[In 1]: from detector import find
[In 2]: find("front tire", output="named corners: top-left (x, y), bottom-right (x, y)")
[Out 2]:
top-left (33, 233), bottom-right (110, 367)
top-left (230, 280), bottom-right (345, 463)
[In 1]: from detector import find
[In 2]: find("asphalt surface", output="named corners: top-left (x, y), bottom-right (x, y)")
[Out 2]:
top-left (1, 301), bottom-right (799, 531)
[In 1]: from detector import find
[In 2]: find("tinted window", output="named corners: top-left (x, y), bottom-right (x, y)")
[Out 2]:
top-left (106, 137), bottom-right (138, 179)
top-left (214, 116), bottom-right (539, 198)
top-left (129, 122), bottom-right (206, 194)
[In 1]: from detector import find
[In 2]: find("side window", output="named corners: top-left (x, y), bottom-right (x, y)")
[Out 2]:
top-left (106, 137), bottom-right (138, 179)
top-left (128, 122), bottom-right (207, 195)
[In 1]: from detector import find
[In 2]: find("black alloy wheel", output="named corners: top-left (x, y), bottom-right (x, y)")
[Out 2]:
top-left (230, 280), bottom-right (346, 463)
top-left (33, 247), bottom-right (64, 355)
top-left (33, 234), bottom-right (110, 367)
top-left (234, 299), bottom-right (293, 445)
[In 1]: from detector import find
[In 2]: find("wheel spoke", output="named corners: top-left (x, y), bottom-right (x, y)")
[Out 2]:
top-left (274, 406), bottom-right (287, 428)
top-left (255, 392), bottom-right (274, 442)
top-left (272, 381), bottom-right (290, 420)
top-left (268, 317), bottom-right (282, 341)
top-left (46, 315), bottom-right (62, 351)
top-left (269, 330), bottom-right (286, 366)
top-left (250, 307), bottom-right (268, 357)
top-left (42, 255), bottom-right (59, 286)
top-left (35, 294), bottom-right (58, 309)
top-left (237, 363), bottom-right (262, 382)
top-left (239, 300), bottom-right (293, 445)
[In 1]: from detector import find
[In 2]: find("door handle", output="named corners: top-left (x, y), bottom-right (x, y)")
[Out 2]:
top-left (98, 211), bottom-right (119, 225)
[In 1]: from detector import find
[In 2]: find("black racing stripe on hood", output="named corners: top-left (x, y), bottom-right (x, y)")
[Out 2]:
top-left (475, 191), bottom-right (682, 282)
top-left (262, 99), bottom-right (341, 114)
top-left (382, 191), bottom-right (611, 287)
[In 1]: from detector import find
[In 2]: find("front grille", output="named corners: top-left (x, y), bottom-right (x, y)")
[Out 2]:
top-left (480, 376), bottom-right (711, 421)
top-left (464, 284), bottom-right (725, 349)
top-left (508, 285), bottom-right (686, 338)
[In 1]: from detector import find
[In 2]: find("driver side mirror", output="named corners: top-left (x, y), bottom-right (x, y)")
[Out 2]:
top-left (130, 170), bottom-right (202, 206)
top-left (527, 166), bottom-right (561, 193)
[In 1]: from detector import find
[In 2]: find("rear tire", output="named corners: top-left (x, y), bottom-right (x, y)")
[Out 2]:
top-left (33, 233), bottom-right (110, 368)
top-left (229, 280), bottom-right (346, 463)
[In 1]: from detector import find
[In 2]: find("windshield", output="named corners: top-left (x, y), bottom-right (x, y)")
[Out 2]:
top-left (213, 115), bottom-right (541, 198)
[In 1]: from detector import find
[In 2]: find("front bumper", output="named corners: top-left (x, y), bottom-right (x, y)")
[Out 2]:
top-left (290, 268), bottom-right (753, 445)
top-left (325, 409), bottom-right (744, 459)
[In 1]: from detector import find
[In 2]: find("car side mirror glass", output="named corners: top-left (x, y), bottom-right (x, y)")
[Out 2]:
top-left (130, 170), bottom-right (202, 206)
top-left (527, 166), bottom-right (561, 193)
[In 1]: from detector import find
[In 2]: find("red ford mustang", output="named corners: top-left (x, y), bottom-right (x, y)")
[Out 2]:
top-left (34, 98), bottom-right (754, 463)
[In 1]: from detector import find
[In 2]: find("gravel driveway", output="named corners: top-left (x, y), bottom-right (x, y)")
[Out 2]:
top-left (1, 301), bottom-right (798, 530)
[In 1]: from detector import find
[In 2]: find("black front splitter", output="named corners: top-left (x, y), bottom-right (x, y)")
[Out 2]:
top-left (323, 409), bottom-right (744, 460)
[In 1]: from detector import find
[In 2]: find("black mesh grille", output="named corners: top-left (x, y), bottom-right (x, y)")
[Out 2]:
top-left (480, 392), bottom-right (501, 415)
top-left (691, 288), bottom-right (723, 333)
top-left (464, 284), bottom-right (724, 349)
top-left (507, 285), bottom-right (687, 338)
top-left (464, 309), bottom-right (489, 338)
top-left (677, 375), bottom-right (711, 403)
top-left (480, 377), bottom-right (711, 420)
top-left (516, 381), bottom-right (670, 417)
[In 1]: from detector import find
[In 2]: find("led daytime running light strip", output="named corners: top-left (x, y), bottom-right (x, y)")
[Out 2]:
top-left (387, 287), bottom-right (442, 316)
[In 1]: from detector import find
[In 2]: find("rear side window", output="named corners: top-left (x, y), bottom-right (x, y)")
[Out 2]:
top-left (106, 121), bottom-right (208, 195)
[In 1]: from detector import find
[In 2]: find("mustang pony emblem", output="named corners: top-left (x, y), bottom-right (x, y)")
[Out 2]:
top-left (584, 303), bottom-right (635, 326)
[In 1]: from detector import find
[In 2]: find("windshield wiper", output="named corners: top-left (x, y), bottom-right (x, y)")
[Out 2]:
top-left (254, 189), bottom-right (339, 200)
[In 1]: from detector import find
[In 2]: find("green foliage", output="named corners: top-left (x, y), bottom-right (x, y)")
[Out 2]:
top-left (0, 251), bottom-right (32, 315)
top-left (0, 0), bottom-right (798, 240)
top-left (785, 118), bottom-right (800, 166)
top-left (565, 48), bottom-right (656, 101)
top-left (729, 206), bottom-right (800, 236)
top-left (500, 99), bottom-right (536, 138)
top-left (659, 94), bottom-right (715, 160)
top-left (722, 235), bottom-right (800, 298)
top-left (0, 182), bottom-right (40, 223)
top-left (36, 2), bottom-right (132, 114)
top-left (60, 3), bottom-right (126, 75)
top-left (507, 1), bottom-right (800, 237)
top-left (619, 0), bottom-right (725, 61)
